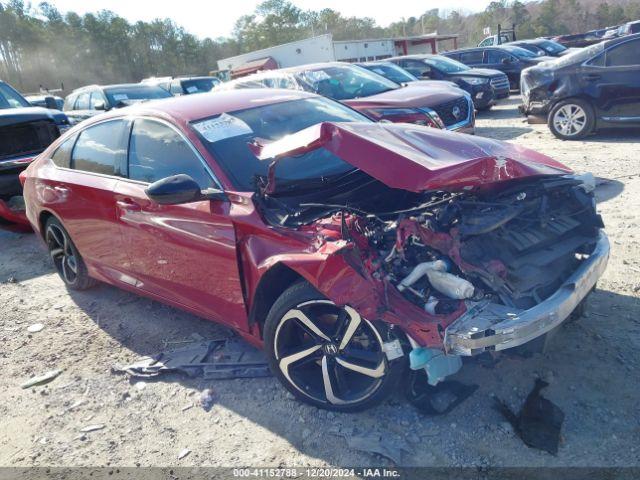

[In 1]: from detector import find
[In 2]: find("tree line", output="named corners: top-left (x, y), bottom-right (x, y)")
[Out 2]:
top-left (1, 0), bottom-right (639, 94)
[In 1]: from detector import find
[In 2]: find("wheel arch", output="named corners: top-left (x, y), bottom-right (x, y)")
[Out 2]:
top-left (38, 209), bottom-right (59, 240)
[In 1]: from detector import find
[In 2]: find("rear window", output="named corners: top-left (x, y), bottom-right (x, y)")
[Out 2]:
top-left (71, 120), bottom-right (128, 175)
top-left (104, 85), bottom-right (172, 107)
top-left (51, 135), bottom-right (77, 168)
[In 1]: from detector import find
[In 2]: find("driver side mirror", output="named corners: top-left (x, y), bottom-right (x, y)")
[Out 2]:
top-left (145, 174), bottom-right (226, 205)
top-left (93, 101), bottom-right (107, 111)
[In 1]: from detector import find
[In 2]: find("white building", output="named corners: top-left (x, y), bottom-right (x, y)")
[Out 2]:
top-left (216, 33), bottom-right (458, 78)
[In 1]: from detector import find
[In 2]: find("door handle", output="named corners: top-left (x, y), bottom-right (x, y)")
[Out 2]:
top-left (585, 74), bottom-right (601, 82)
top-left (116, 199), bottom-right (141, 212)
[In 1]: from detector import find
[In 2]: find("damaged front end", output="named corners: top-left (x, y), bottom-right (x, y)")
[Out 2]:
top-left (252, 122), bottom-right (608, 383)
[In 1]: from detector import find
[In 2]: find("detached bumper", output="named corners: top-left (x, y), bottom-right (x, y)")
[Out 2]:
top-left (445, 232), bottom-right (609, 356)
top-left (0, 198), bottom-right (30, 231)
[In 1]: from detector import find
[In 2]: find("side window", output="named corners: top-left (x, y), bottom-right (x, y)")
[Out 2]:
top-left (605, 40), bottom-right (640, 67)
top-left (128, 119), bottom-right (214, 188)
top-left (479, 38), bottom-right (492, 47)
top-left (89, 92), bottom-right (104, 109)
top-left (588, 53), bottom-right (605, 67)
top-left (71, 120), bottom-right (128, 175)
top-left (170, 82), bottom-right (184, 95)
top-left (404, 59), bottom-right (431, 76)
top-left (459, 51), bottom-right (484, 64)
top-left (75, 93), bottom-right (90, 110)
top-left (487, 50), bottom-right (511, 63)
top-left (51, 135), bottom-right (77, 168)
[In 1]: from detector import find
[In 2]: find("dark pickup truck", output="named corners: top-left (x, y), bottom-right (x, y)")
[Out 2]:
top-left (0, 80), bottom-right (70, 229)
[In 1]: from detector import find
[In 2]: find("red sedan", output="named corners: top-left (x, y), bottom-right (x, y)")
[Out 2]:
top-left (21, 89), bottom-right (608, 411)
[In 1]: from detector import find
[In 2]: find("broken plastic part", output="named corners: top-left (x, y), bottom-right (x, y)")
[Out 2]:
top-left (424, 296), bottom-right (439, 315)
top-left (409, 347), bottom-right (462, 386)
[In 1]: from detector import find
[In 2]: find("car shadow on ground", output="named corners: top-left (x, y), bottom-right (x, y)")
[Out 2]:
top-left (474, 126), bottom-right (533, 140)
top-left (60, 269), bottom-right (640, 466)
top-left (476, 96), bottom-right (524, 120)
top-left (583, 128), bottom-right (640, 143)
top-left (595, 178), bottom-right (624, 204)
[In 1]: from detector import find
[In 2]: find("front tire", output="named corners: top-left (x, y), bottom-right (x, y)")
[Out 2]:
top-left (263, 282), bottom-right (404, 412)
top-left (45, 217), bottom-right (96, 290)
top-left (548, 99), bottom-right (595, 140)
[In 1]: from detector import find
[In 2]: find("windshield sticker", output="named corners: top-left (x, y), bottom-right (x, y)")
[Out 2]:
top-left (186, 85), bottom-right (198, 93)
top-left (193, 113), bottom-right (253, 143)
top-left (112, 93), bottom-right (129, 101)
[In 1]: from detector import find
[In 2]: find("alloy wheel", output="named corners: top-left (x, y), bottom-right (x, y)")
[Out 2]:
top-left (46, 223), bottom-right (78, 285)
top-left (552, 104), bottom-right (587, 137)
top-left (274, 300), bottom-right (387, 406)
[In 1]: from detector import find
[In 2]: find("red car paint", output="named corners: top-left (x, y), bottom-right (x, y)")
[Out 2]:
top-left (21, 89), bottom-right (573, 350)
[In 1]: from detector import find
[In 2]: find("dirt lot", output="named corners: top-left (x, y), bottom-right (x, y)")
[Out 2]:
top-left (1, 96), bottom-right (639, 469)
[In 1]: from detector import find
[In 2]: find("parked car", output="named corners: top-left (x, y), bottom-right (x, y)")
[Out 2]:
top-left (553, 27), bottom-right (613, 48)
top-left (617, 20), bottom-right (640, 37)
top-left (443, 45), bottom-right (554, 90)
top-left (63, 83), bottom-right (172, 123)
top-left (25, 94), bottom-right (65, 110)
top-left (218, 62), bottom-right (476, 133)
top-left (353, 62), bottom-right (477, 131)
top-left (141, 76), bottom-right (221, 95)
top-left (21, 89), bottom-right (608, 411)
top-left (0, 80), bottom-right (70, 229)
top-left (387, 54), bottom-right (509, 110)
top-left (508, 38), bottom-right (574, 57)
top-left (477, 33), bottom-right (513, 47)
top-left (520, 34), bottom-right (640, 139)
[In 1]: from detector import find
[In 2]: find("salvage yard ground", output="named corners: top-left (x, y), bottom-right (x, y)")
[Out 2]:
top-left (1, 97), bottom-right (639, 468)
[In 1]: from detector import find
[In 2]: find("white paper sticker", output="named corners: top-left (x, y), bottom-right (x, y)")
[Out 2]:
top-left (186, 85), bottom-right (198, 93)
top-left (112, 93), bottom-right (128, 101)
top-left (192, 113), bottom-right (253, 143)
top-left (382, 339), bottom-right (404, 361)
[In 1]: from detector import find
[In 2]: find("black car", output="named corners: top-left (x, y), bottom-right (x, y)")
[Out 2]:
top-left (387, 55), bottom-right (508, 110)
top-left (1, 80), bottom-right (70, 227)
top-left (443, 45), bottom-right (554, 90)
top-left (142, 76), bottom-right (221, 95)
top-left (520, 34), bottom-right (640, 139)
top-left (63, 83), bottom-right (172, 123)
top-left (508, 38), bottom-right (573, 57)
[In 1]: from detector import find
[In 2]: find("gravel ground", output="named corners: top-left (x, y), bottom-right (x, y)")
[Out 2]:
top-left (1, 96), bottom-right (639, 469)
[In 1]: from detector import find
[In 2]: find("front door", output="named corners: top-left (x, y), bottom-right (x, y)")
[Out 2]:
top-left (113, 117), bottom-right (248, 330)
top-left (583, 38), bottom-right (640, 122)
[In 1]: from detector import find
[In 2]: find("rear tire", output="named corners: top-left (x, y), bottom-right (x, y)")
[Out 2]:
top-left (45, 217), bottom-right (96, 290)
top-left (263, 282), bottom-right (405, 412)
top-left (548, 99), bottom-right (595, 140)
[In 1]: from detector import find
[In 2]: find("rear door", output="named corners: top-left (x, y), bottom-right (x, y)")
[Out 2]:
top-left (584, 38), bottom-right (640, 121)
top-left (113, 117), bottom-right (248, 330)
top-left (43, 119), bottom-right (131, 277)
top-left (458, 50), bottom-right (484, 68)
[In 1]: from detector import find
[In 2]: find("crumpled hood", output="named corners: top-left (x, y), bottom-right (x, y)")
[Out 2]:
top-left (252, 122), bottom-right (571, 192)
top-left (343, 84), bottom-right (463, 109)
top-left (0, 106), bottom-right (63, 127)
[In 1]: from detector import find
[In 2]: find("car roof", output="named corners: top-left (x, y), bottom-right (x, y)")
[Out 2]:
top-left (71, 83), bottom-right (165, 94)
top-left (81, 88), bottom-right (317, 125)
top-left (608, 31), bottom-right (640, 45)
top-left (386, 54), bottom-right (442, 61)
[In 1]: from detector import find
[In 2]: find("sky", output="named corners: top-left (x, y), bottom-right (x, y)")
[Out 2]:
top-left (46, 0), bottom-right (495, 39)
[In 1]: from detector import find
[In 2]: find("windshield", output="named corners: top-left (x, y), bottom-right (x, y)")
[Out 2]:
top-left (0, 82), bottom-right (31, 109)
top-left (192, 97), bottom-right (372, 191)
top-left (104, 85), bottom-right (172, 106)
top-left (182, 78), bottom-right (219, 94)
top-left (296, 65), bottom-right (398, 100)
top-left (536, 39), bottom-right (567, 54)
top-left (501, 45), bottom-right (539, 58)
top-left (545, 42), bottom-right (604, 68)
top-left (420, 56), bottom-right (470, 73)
top-left (363, 63), bottom-right (417, 84)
